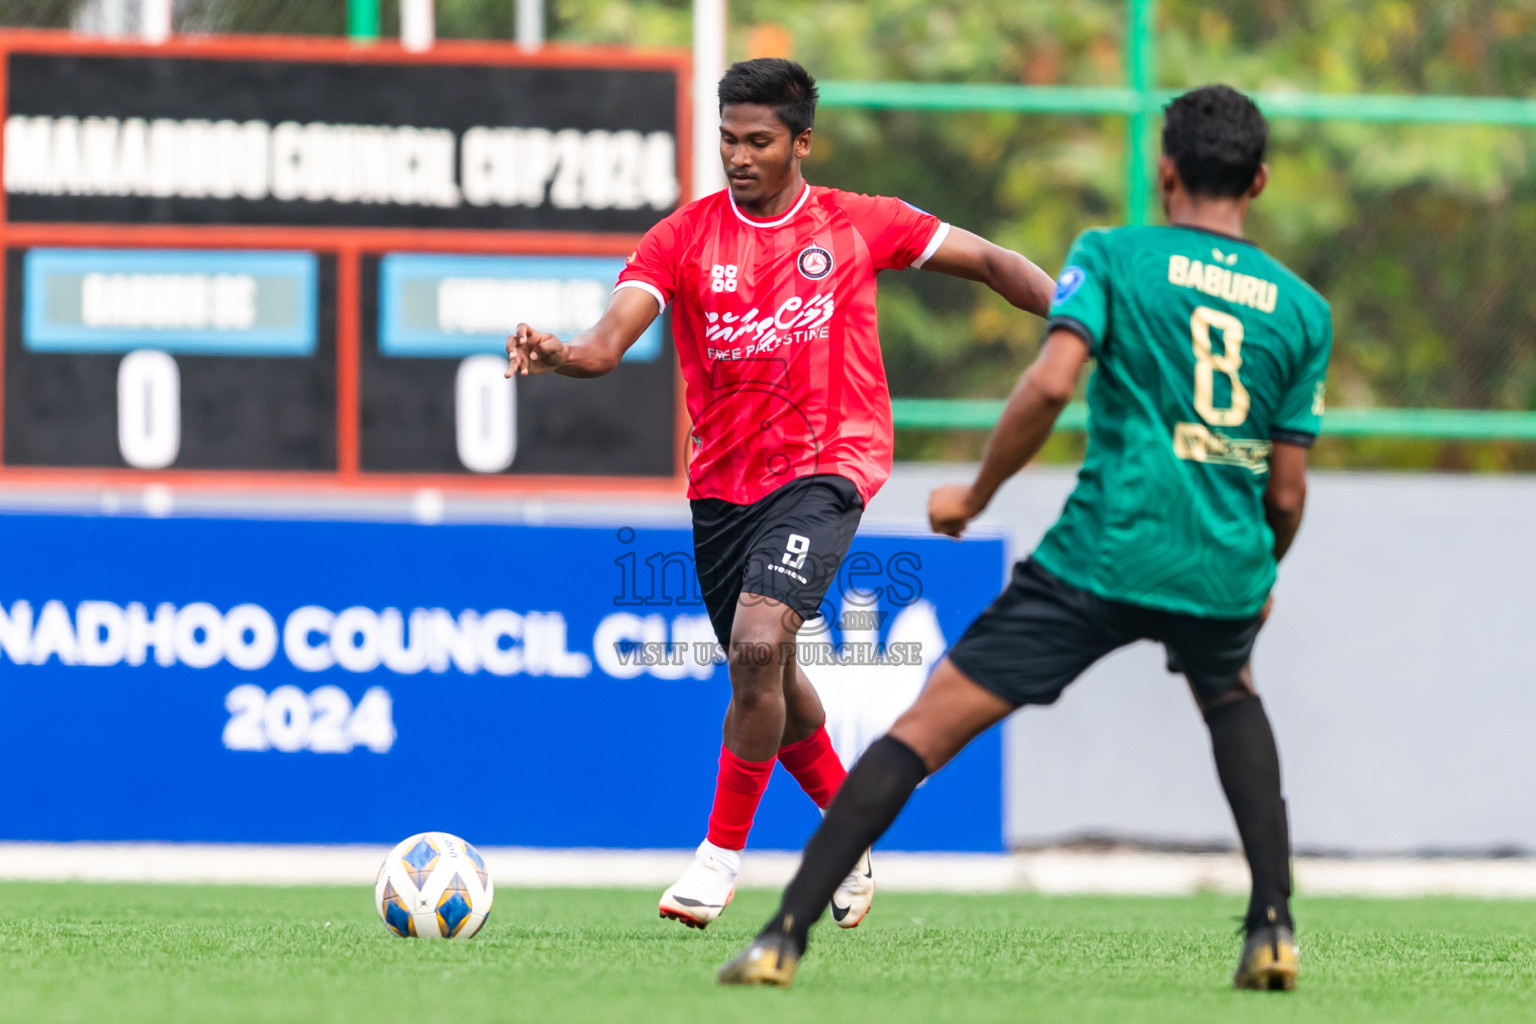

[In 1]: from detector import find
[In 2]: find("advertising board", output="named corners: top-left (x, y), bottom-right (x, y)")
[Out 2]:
top-left (0, 513), bottom-right (1007, 851)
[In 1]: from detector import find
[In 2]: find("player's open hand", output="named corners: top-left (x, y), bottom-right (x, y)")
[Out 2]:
top-left (505, 324), bottom-right (566, 377)
top-left (928, 484), bottom-right (982, 539)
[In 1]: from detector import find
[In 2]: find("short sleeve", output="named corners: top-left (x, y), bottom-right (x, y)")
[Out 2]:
top-left (837, 193), bottom-right (948, 272)
top-left (1048, 230), bottom-right (1110, 354)
top-left (615, 215), bottom-right (681, 311)
top-left (1271, 312), bottom-right (1333, 446)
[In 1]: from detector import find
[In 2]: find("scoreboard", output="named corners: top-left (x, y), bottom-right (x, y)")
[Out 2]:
top-left (0, 33), bottom-right (689, 490)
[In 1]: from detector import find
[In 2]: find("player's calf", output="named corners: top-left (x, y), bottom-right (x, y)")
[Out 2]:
top-left (1203, 694), bottom-right (1294, 941)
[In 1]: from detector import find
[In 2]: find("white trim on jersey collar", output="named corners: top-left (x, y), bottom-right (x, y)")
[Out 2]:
top-left (613, 279), bottom-right (667, 314)
top-left (728, 181), bottom-right (812, 229)
top-left (911, 222), bottom-right (951, 269)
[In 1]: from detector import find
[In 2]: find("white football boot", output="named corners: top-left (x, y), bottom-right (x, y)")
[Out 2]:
top-left (829, 848), bottom-right (875, 928)
top-left (659, 840), bottom-right (740, 929)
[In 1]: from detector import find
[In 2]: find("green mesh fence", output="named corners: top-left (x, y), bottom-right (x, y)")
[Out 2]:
top-left (4, 0), bottom-right (1536, 468)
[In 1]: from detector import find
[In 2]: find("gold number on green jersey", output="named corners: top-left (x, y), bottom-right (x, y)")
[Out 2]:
top-left (1191, 306), bottom-right (1249, 426)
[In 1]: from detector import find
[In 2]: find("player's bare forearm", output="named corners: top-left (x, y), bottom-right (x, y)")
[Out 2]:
top-left (920, 226), bottom-right (1055, 317)
top-left (552, 326), bottom-right (627, 378)
top-left (979, 244), bottom-right (1056, 317)
top-left (931, 331), bottom-right (1090, 537)
top-left (505, 286), bottom-right (659, 379)
top-left (1266, 503), bottom-right (1303, 562)
top-left (1264, 441), bottom-right (1309, 561)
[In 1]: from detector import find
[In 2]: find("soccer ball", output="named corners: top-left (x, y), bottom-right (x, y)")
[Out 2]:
top-left (375, 831), bottom-right (494, 939)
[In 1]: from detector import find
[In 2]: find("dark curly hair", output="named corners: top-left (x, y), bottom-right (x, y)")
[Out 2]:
top-left (718, 58), bottom-right (819, 137)
top-left (1162, 85), bottom-right (1268, 198)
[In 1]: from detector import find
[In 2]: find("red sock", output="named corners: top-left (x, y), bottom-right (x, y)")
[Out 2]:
top-left (705, 745), bottom-right (777, 850)
top-left (777, 725), bottom-right (848, 809)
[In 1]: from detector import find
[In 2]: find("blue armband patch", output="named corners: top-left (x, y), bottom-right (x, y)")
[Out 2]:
top-left (1054, 266), bottom-right (1086, 304)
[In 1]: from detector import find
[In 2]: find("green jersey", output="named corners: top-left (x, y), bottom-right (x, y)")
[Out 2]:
top-left (1032, 224), bottom-right (1332, 618)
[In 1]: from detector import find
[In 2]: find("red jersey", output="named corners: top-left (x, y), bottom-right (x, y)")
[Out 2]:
top-left (616, 183), bottom-right (947, 505)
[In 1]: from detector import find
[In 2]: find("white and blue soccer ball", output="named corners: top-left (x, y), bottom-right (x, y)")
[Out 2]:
top-left (375, 831), bottom-right (494, 939)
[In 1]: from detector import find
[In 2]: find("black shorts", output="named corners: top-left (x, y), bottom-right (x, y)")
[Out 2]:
top-left (691, 474), bottom-right (864, 647)
top-left (947, 558), bottom-right (1264, 707)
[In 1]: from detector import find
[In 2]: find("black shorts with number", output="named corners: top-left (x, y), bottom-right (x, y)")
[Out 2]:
top-left (947, 558), bottom-right (1264, 707)
top-left (691, 474), bottom-right (864, 647)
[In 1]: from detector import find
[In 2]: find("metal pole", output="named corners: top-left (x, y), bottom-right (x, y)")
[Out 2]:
top-left (819, 81), bottom-right (1536, 127)
top-left (402, 0), bottom-right (435, 52)
top-left (101, 0), bottom-right (128, 37)
top-left (139, 0), bottom-right (172, 43)
top-left (348, 0), bottom-right (381, 42)
top-left (1125, 0), bottom-right (1156, 224)
top-left (692, 0), bottom-right (728, 199)
top-left (516, 0), bottom-right (545, 51)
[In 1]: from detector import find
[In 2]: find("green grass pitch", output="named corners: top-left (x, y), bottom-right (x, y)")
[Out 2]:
top-left (1, 883), bottom-right (1532, 1024)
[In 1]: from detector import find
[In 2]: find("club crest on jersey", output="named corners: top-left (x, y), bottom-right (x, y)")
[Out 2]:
top-left (797, 245), bottom-right (834, 280)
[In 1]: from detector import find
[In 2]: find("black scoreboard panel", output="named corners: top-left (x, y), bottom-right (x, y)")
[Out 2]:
top-left (4, 248), bottom-right (337, 471)
top-left (0, 35), bottom-right (687, 488)
top-left (5, 53), bottom-right (681, 234)
top-left (357, 255), bottom-right (675, 477)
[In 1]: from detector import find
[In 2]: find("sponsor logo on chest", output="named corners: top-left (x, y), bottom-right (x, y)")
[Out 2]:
top-left (703, 294), bottom-right (836, 362)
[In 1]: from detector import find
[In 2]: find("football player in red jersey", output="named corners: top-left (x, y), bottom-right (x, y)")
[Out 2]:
top-left (506, 58), bottom-right (1055, 929)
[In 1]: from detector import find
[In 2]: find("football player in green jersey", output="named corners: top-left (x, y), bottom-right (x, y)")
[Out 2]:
top-left (719, 84), bottom-right (1329, 992)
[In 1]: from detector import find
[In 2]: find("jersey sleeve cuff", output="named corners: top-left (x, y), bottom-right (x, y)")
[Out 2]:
top-left (1271, 428), bottom-right (1318, 448)
top-left (1047, 315), bottom-right (1098, 354)
top-left (614, 279), bottom-right (667, 314)
top-left (910, 222), bottom-right (951, 269)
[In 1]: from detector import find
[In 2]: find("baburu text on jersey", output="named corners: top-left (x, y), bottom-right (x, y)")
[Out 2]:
top-left (1167, 253), bottom-right (1278, 314)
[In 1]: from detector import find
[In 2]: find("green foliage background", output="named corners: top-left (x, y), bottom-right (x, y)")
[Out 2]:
top-left (8, 0), bottom-right (1536, 467)
top-left (541, 0), bottom-right (1536, 469)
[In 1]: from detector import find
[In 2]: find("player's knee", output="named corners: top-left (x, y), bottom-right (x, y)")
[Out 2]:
top-left (726, 642), bottom-right (780, 678)
top-left (726, 669), bottom-right (782, 717)
top-left (726, 633), bottom-right (787, 693)
top-left (1194, 661), bottom-right (1258, 716)
top-left (726, 608), bottom-right (793, 677)
top-left (1198, 686), bottom-right (1258, 719)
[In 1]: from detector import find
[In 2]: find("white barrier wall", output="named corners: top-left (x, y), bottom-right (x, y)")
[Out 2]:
top-left (2, 463), bottom-right (1528, 855)
top-left (867, 466), bottom-right (1536, 855)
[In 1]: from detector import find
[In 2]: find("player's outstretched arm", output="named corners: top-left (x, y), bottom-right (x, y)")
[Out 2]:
top-left (929, 328), bottom-right (1091, 538)
top-left (917, 226), bottom-right (1057, 317)
top-left (1263, 442), bottom-right (1308, 561)
top-left (504, 286), bottom-right (660, 379)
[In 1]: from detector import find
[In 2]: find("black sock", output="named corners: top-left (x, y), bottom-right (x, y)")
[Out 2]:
top-left (762, 735), bottom-right (929, 952)
top-left (1205, 694), bottom-right (1293, 932)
